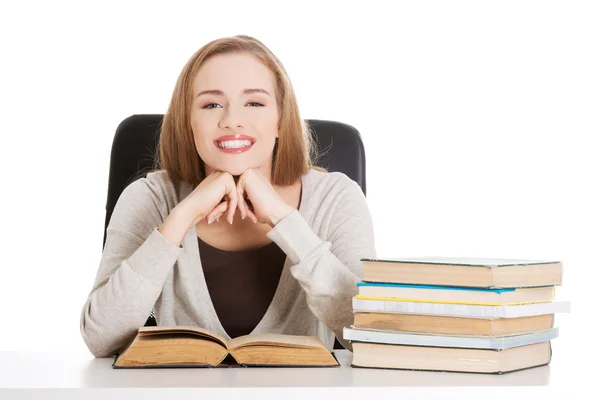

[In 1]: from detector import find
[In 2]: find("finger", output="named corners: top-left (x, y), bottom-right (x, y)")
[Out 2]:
top-left (246, 207), bottom-right (258, 223)
top-left (214, 211), bottom-right (225, 223)
top-left (226, 189), bottom-right (238, 225)
top-left (241, 195), bottom-right (255, 222)
top-left (237, 200), bottom-right (246, 220)
top-left (237, 175), bottom-right (257, 223)
top-left (237, 186), bottom-right (247, 219)
top-left (237, 176), bottom-right (249, 208)
top-left (207, 201), bottom-right (228, 221)
top-left (207, 201), bottom-right (228, 223)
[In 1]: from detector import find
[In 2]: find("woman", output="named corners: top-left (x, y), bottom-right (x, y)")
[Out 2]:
top-left (80, 35), bottom-right (376, 358)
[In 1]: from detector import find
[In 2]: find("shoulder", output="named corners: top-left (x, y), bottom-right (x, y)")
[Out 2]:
top-left (302, 168), bottom-right (373, 237)
top-left (119, 170), bottom-right (176, 203)
top-left (114, 170), bottom-right (182, 223)
top-left (305, 168), bottom-right (364, 200)
top-left (138, 170), bottom-right (179, 200)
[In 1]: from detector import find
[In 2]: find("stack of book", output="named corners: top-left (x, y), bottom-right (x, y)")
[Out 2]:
top-left (343, 257), bottom-right (570, 374)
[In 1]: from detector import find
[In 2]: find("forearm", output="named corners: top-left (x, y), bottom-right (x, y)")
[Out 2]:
top-left (80, 228), bottom-right (182, 357)
top-left (267, 210), bottom-right (375, 350)
top-left (157, 203), bottom-right (198, 247)
top-left (291, 248), bottom-right (360, 350)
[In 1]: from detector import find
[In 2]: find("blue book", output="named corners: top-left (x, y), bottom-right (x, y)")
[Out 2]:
top-left (357, 282), bottom-right (515, 293)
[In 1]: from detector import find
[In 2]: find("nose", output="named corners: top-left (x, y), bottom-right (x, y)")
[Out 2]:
top-left (218, 104), bottom-right (243, 130)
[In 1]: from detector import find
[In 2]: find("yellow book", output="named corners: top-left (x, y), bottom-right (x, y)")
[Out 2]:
top-left (356, 282), bottom-right (555, 306)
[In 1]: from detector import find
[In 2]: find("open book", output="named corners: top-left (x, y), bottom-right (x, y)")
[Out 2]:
top-left (113, 326), bottom-right (340, 368)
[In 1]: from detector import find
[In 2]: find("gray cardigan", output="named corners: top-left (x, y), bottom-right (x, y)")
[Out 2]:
top-left (80, 168), bottom-right (377, 357)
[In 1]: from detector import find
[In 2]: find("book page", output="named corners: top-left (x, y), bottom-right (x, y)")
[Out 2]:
top-left (138, 325), bottom-right (228, 348)
top-left (227, 334), bottom-right (326, 351)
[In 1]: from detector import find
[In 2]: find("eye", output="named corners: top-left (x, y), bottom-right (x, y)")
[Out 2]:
top-left (247, 102), bottom-right (265, 107)
top-left (202, 103), bottom-right (221, 109)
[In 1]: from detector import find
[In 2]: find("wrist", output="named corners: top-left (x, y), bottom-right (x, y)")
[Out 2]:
top-left (268, 205), bottom-right (295, 228)
top-left (171, 203), bottom-right (201, 228)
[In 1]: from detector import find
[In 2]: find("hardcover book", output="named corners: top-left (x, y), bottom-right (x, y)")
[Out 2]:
top-left (361, 257), bottom-right (562, 288)
top-left (113, 326), bottom-right (340, 368)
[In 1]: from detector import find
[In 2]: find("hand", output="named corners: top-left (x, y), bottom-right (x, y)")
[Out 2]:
top-left (176, 171), bottom-right (240, 227)
top-left (206, 168), bottom-right (295, 227)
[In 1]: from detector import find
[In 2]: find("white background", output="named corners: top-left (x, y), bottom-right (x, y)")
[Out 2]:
top-left (0, 0), bottom-right (598, 391)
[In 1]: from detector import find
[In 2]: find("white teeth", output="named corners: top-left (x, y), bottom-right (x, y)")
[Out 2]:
top-left (218, 140), bottom-right (252, 149)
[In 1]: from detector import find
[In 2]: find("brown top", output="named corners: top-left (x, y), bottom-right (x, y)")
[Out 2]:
top-left (198, 236), bottom-right (287, 339)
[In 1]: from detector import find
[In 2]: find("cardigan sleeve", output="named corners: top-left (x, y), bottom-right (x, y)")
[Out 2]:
top-left (266, 178), bottom-right (377, 350)
top-left (80, 175), bottom-right (183, 358)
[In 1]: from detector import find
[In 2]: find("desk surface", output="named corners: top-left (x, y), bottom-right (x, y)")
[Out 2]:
top-left (0, 349), bottom-right (553, 388)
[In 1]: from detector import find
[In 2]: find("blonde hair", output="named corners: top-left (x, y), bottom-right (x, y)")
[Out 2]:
top-left (157, 35), bottom-right (324, 187)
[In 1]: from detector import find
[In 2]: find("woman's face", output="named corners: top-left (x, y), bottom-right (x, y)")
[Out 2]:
top-left (190, 52), bottom-right (279, 178)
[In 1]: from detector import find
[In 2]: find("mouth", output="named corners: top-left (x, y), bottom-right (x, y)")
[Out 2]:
top-left (213, 134), bottom-right (256, 154)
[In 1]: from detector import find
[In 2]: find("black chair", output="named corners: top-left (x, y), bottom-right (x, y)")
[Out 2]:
top-left (104, 114), bottom-right (367, 349)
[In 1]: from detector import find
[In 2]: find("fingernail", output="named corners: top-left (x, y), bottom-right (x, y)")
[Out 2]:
top-left (208, 217), bottom-right (214, 224)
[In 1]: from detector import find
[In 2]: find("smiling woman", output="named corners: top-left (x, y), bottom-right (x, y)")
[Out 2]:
top-left (190, 53), bottom-right (279, 177)
top-left (79, 35), bottom-right (377, 358)
top-left (158, 36), bottom-right (311, 188)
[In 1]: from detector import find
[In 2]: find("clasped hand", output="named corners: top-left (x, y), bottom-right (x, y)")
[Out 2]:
top-left (182, 169), bottom-right (294, 228)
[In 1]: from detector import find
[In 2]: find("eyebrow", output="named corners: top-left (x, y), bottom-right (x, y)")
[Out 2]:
top-left (195, 88), bottom-right (271, 99)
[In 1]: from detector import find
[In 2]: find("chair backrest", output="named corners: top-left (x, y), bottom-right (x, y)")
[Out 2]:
top-left (104, 114), bottom-right (367, 247)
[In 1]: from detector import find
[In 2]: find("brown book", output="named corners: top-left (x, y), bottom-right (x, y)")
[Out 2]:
top-left (113, 326), bottom-right (340, 368)
top-left (362, 257), bottom-right (562, 288)
top-left (353, 312), bottom-right (554, 336)
top-left (352, 342), bottom-right (551, 374)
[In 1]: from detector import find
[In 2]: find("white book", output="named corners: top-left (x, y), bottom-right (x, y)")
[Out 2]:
top-left (343, 327), bottom-right (559, 350)
top-left (353, 297), bottom-right (571, 318)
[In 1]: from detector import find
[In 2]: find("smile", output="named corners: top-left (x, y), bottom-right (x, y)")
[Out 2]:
top-left (213, 134), bottom-right (256, 154)
top-left (217, 139), bottom-right (253, 149)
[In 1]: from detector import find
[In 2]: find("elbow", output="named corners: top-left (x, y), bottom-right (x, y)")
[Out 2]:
top-left (81, 325), bottom-right (113, 359)
top-left (81, 324), bottom-right (119, 358)
top-left (87, 342), bottom-right (114, 359)
top-left (80, 304), bottom-right (118, 358)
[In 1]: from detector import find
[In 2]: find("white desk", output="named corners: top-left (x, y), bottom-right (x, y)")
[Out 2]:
top-left (0, 349), bottom-right (554, 387)
top-left (0, 349), bottom-right (568, 399)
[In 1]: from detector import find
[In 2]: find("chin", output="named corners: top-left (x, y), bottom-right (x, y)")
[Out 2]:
top-left (226, 167), bottom-right (247, 177)
top-left (218, 163), bottom-right (254, 177)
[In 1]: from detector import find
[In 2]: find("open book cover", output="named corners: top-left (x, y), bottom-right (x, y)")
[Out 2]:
top-left (112, 326), bottom-right (340, 369)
